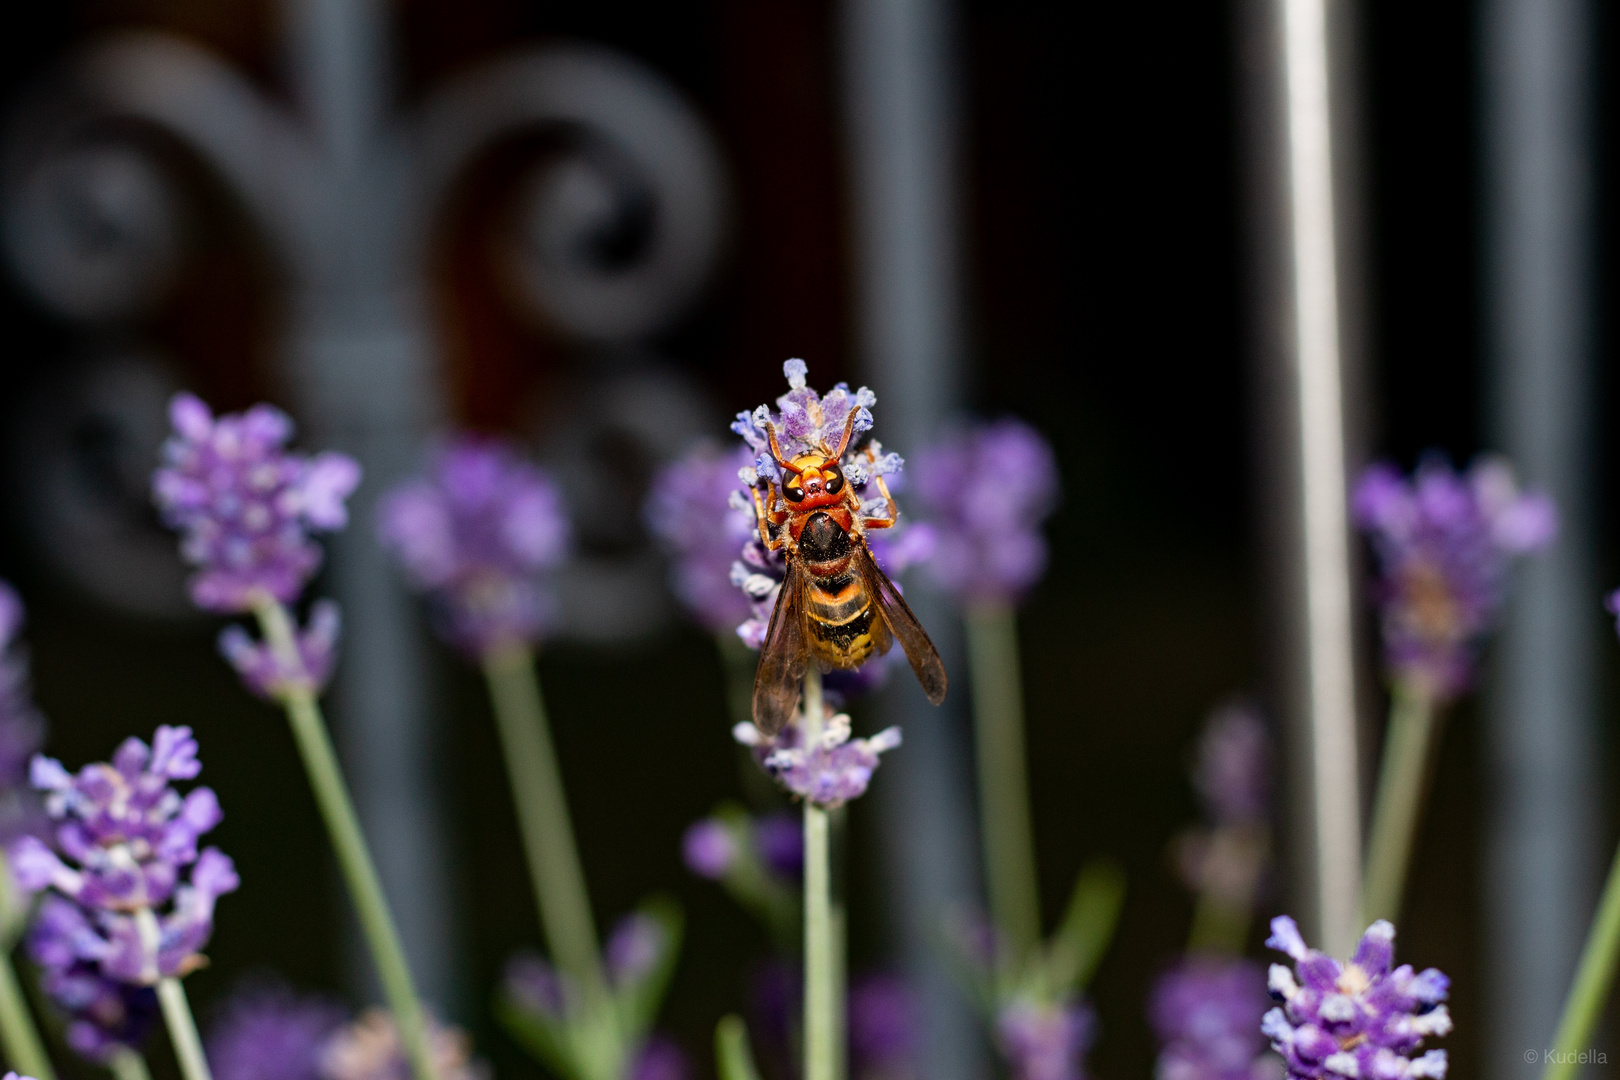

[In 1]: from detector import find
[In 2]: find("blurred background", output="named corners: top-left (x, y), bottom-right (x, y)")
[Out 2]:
top-left (0, 0), bottom-right (1616, 1078)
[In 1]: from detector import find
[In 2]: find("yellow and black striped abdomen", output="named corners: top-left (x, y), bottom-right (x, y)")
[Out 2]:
top-left (805, 568), bottom-right (880, 668)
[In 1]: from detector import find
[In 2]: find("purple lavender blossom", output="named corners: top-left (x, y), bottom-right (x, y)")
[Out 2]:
top-left (1604, 589), bottom-right (1620, 639)
top-left (751, 812), bottom-right (804, 881)
top-left (28, 896), bottom-right (158, 1061)
top-left (850, 974), bottom-right (919, 1080)
top-left (1151, 957), bottom-right (1282, 1080)
top-left (681, 818), bottom-right (736, 879)
top-left (605, 911), bottom-right (671, 989)
top-left (628, 1036), bottom-right (690, 1080)
top-left (996, 998), bottom-right (1096, 1080)
top-left (0, 583), bottom-right (43, 795)
top-left (1193, 705), bottom-right (1271, 827)
top-left (378, 435), bottom-right (570, 656)
top-left (645, 443), bottom-right (759, 633)
top-left (734, 712), bottom-right (901, 808)
top-left (206, 982), bottom-right (347, 1080)
top-left (10, 726), bottom-right (238, 984)
top-left (219, 600), bottom-right (341, 701)
top-left (318, 1007), bottom-right (487, 1080)
top-left (1262, 916), bottom-right (1450, 1080)
top-left (504, 952), bottom-right (569, 1020)
top-left (152, 393), bottom-right (361, 614)
top-left (912, 419), bottom-right (1060, 605)
top-left (1352, 456), bottom-right (1555, 700)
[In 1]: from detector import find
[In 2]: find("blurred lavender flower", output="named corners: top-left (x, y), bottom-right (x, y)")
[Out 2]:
top-left (850, 974), bottom-right (919, 1080)
top-left (0, 583), bottom-right (43, 796)
top-left (1151, 957), bottom-right (1281, 1080)
top-left (681, 818), bottom-right (736, 879)
top-left (378, 436), bottom-right (570, 655)
top-left (645, 443), bottom-right (758, 633)
top-left (912, 419), bottom-right (1060, 604)
top-left (996, 998), bottom-right (1095, 1080)
top-left (318, 1008), bottom-right (487, 1080)
top-left (152, 393), bottom-right (361, 614)
top-left (27, 896), bottom-right (158, 1062)
top-left (734, 712), bottom-right (901, 808)
top-left (681, 811), bottom-right (802, 884)
top-left (1604, 589), bottom-right (1620, 640)
top-left (605, 912), bottom-right (670, 989)
top-left (207, 982), bottom-right (347, 1080)
top-left (10, 725), bottom-right (239, 983)
top-left (1262, 916), bottom-right (1450, 1080)
top-left (219, 600), bottom-right (342, 701)
top-left (1352, 456), bottom-right (1555, 700)
top-left (628, 1036), bottom-right (690, 1080)
top-left (1193, 705), bottom-right (1270, 827)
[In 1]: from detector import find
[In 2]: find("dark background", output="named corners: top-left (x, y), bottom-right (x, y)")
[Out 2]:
top-left (0, 1), bottom-right (1613, 1078)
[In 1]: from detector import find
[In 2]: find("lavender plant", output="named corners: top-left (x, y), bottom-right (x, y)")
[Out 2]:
top-left (913, 419), bottom-right (1122, 1078)
top-left (721, 360), bottom-right (940, 1080)
top-left (150, 393), bottom-right (440, 1080)
top-left (1260, 917), bottom-right (1451, 1080)
top-left (204, 981), bottom-right (490, 1080)
top-left (1351, 456), bottom-right (1555, 924)
top-left (1149, 705), bottom-right (1280, 1080)
top-left (378, 435), bottom-right (682, 1080)
top-left (10, 726), bottom-right (239, 1080)
top-left (0, 584), bottom-right (54, 1079)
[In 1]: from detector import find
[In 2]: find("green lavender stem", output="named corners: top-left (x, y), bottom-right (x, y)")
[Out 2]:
top-left (1359, 686), bottom-right (1438, 926)
top-left (714, 1015), bottom-right (764, 1080)
top-left (479, 646), bottom-right (609, 1005)
top-left (801, 669), bottom-right (835, 1080)
top-left (0, 852), bottom-right (54, 1079)
top-left (0, 951), bottom-right (52, 1080)
top-left (253, 600), bottom-right (441, 1080)
top-left (829, 805), bottom-right (847, 1080)
top-left (1542, 838), bottom-right (1620, 1080)
top-left (134, 910), bottom-right (210, 1080)
top-left (964, 602), bottom-right (1042, 965)
top-left (108, 1048), bottom-right (153, 1080)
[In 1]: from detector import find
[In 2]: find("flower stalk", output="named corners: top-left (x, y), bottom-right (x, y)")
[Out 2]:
top-left (0, 949), bottom-right (51, 1080)
top-left (965, 601), bottom-right (1042, 969)
top-left (1542, 838), bottom-right (1620, 1080)
top-left (253, 598), bottom-right (441, 1080)
top-left (134, 909), bottom-right (209, 1080)
top-left (1360, 685), bottom-right (1438, 926)
top-left (801, 669), bottom-right (835, 1080)
top-left (109, 1049), bottom-right (153, 1080)
top-left (479, 644), bottom-right (609, 1007)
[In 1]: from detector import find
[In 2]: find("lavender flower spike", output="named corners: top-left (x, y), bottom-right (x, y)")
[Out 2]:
top-left (10, 725), bottom-right (239, 983)
top-left (1262, 916), bottom-right (1450, 1080)
top-left (319, 1008), bottom-right (488, 1080)
top-left (996, 998), bottom-right (1095, 1080)
top-left (206, 982), bottom-right (347, 1080)
top-left (1352, 455), bottom-right (1555, 701)
top-left (913, 418), bottom-right (1060, 605)
top-left (28, 896), bottom-right (159, 1062)
top-left (734, 711), bottom-right (901, 808)
top-left (1151, 957), bottom-right (1281, 1080)
top-left (220, 599), bottom-right (342, 701)
top-left (153, 393), bottom-right (361, 614)
top-left (378, 435), bottom-right (570, 656)
top-left (645, 443), bottom-right (759, 634)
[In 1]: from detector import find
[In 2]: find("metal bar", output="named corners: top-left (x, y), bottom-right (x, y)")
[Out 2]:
top-left (1480, 0), bottom-right (1600, 1075)
top-left (1241, 0), bottom-right (1363, 958)
top-left (838, 0), bottom-right (985, 1076)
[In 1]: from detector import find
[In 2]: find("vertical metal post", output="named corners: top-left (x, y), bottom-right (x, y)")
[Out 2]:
top-left (281, 0), bottom-right (459, 1011)
top-left (1242, 0), bottom-right (1363, 957)
top-left (839, 0), bottom-right (985, 1076)
top-left (1480, 0), bottom-right (1599, 1074)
